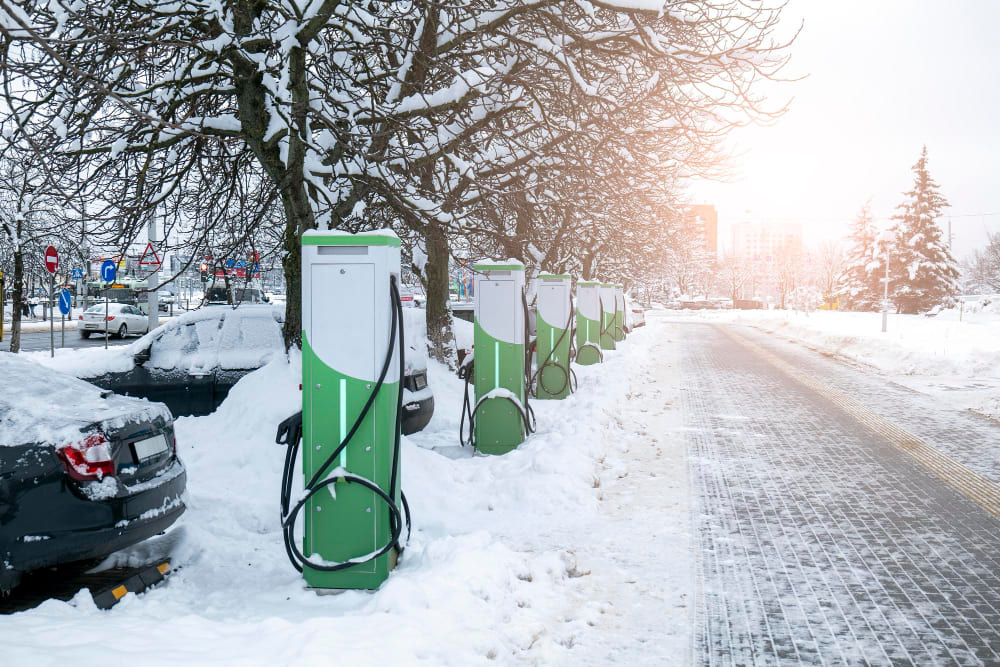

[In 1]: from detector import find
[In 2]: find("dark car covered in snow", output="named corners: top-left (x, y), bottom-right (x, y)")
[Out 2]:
top-left (0, 353), bottom-right (186, 592)
top-left (80, 306), bottom-right (435, 434)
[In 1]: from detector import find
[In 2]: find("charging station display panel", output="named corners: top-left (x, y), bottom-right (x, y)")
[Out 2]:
top-left (301, 232), bottom-right (402, 590)
top-left (535, 276), bottom-right (572, 399)
top-left (599, 284), bottom-right (616, 351)
top-left (476, 279), bottom-right (518, 344)
top-left (305, 262), bottom-right (378, 577)
top-left (473, 265), bottom-right (526, 454)
top-left (575, 282), bottom-right (602, 365)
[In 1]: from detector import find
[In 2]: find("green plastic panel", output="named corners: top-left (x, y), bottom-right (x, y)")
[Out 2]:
top-left (302, 234), bottom-right (400, 247)
top-left (301, 334), bottom-right (400, 589)
top-left (575, 312), bottom-right (602, 366)
top-left (600, 309), bottom-right (616, 351)
top-left (535, 312), bottom-right (571, 399)
top-left (473, 322), bottom-right (525, 454)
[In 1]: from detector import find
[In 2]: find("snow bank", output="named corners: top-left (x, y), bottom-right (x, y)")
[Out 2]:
top-left (676, 305), bottom-right (1000, 378)
top-left (666, 303), bottom-right (1000, 418)
top-left (2, 312), bottom-right (682, 664)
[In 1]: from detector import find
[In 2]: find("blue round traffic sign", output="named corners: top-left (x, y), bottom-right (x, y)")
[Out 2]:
top-left (58, 289), bottom-right (72, 315)
top-left (101, 259), bottom-right (116, 283)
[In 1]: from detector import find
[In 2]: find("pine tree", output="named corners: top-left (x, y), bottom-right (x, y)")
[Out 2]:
top-left (888, 147), bottom-right (959, 313)
top-left (835, 201), bottom-right (882, 310)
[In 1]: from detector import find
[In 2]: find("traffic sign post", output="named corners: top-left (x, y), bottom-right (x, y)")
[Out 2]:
top-left (45, 246), bottom-right (58, 358)
top-left (59, 289), bottom-right (71, 349)
top-left (101, 259), bottom-right (116, 350)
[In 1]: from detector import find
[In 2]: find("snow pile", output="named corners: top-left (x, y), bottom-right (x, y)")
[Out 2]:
top-left (666, 305), bottom-right (1000, 418)
top-left (1, 314), bottom-right (688, 663)
top-left (0, 352), bottom-right (170, 447)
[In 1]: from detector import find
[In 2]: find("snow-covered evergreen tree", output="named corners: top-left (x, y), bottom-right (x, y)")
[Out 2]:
top-left (888, 147), bottom-right (959, 313)
top-left (834, 201), bottom-right (882, 310)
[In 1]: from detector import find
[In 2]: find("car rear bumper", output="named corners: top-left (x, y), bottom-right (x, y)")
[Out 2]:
top-left (1, 460), bottom-right (187, 591)
top-left (402, 395), bottom-right (434, 435)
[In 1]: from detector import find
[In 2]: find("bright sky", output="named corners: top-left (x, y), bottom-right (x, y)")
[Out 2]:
top-left (691, 0), bottom-right (1000, 261)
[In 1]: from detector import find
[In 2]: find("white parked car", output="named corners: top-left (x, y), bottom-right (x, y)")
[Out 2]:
top-left (79, 303), bottom-right (151, 339)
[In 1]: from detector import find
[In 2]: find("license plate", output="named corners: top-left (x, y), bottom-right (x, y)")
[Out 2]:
top-left (132, 434), bottom-right (169, 462)
top-left (414, 373), bottom-right (427, 390)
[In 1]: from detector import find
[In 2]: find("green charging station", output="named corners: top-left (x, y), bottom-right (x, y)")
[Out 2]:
top-left (534, 274), bottom-right (573, 399)
top-left (614, 284), bottom-right (626, 342)
top-left (575, 281), bottom-right (603, 366)
top-left (473, 262), bottom-right (527, 454)
top-left (294, 230), bottom-right (404, 590)
top-left (599, 283), bottom-right (617, 351)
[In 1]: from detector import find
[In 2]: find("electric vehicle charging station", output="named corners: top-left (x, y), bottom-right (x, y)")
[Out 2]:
top-left (599, 283), bottom-right (617, 351)
top-left (533, 274), bottom-right (573, 399)
top-left (472, 262), bottom-right (529, 454)
top-left (575, 281), bottom-right (603, 366)
top-left (277, 230), bottom-right (407, 591)
top-left (614, 284), bottom-right (626, 342)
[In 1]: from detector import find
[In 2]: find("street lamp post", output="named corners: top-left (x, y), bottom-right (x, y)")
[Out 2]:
top-left (880, 230), bottom-right (891, 333)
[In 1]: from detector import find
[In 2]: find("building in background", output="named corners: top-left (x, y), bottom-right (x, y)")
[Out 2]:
top-left (730, 221), bottom-right (803, 262)
top-left (687, 204), bottom-right (719, 258)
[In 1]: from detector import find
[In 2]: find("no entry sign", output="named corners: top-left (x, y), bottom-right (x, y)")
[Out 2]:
top-left (44, 246), bottom-right (59, 274)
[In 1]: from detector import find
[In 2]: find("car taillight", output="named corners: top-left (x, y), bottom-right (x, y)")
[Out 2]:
top-left (106, 315), bottom-right (115, 321)
top-left (78, 315), bottom-right (83, 320)
top-left (58, 432), bottom-right (116, 481)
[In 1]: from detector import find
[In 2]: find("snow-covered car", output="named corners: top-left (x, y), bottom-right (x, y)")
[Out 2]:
top-left (78, 302), bottom-right (150, 339)
top-left (626, 298), bottom-right (645, 329)
top-left (0, 353), bottom-right (186, 592)
top-left (80, 306), bottom-right (435, 433)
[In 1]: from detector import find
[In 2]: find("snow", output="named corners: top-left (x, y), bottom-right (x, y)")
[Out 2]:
top-left (0, 310), bottom-right (691, 665)
top-left (666, 302), bottom-right (1000, 419)
top-left (0, 352), bottom-right (171, 448)
top-left (23, 306), bottom-right (286, 377)
top-left (303, 228), bottom-right (399, 240)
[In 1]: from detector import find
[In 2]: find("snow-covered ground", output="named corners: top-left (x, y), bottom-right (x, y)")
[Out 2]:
top-left (2, 318), bottom-right (692, 665)
top-left (665, 300), bottom-right (1000, 420)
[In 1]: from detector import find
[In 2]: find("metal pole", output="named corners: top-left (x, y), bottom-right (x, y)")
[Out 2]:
top-left (147, 215), bottom-right (158, 333)
top-left (881, 243), bottom-right (889, 333)
top-left (49, 275), bottom-right (54, 357)
top-left (104, 291), bottom-right (109, 349)
top-left (61, 308), bottom-right (65, 348)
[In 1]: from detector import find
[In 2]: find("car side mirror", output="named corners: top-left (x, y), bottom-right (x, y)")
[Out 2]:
top-left (134, 348), bottom-right (151, 365)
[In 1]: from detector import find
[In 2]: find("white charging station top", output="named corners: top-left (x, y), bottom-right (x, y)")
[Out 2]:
top-left (303, 229), bottom-right (400, 246)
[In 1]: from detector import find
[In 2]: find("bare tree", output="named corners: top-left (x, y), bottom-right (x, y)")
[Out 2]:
top-left (965, 232), bottom-right (1000, 293)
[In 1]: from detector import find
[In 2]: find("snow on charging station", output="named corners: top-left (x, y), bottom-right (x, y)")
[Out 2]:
top-left (614, 284), bottom-right (626, 342)
top-left (473, 261), bottom-right (528, 454)
top-left (285, 229), bottom-right (407, 591)
top-left (534, 274), bottom-right (574, 399)
top-left (575, 281), bottom-right (603, 365)
top-left (599, 283), bottom-right (617, 352)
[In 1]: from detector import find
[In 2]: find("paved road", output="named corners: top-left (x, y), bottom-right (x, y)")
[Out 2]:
top-left (678, 321), bottom-right (1000, 665)
top-left (3, 329), bottom-right (134, 352)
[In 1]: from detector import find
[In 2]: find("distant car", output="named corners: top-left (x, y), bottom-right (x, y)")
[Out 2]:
top-left (0, 353), bottom-right (186, 592)
top-left (79, 302), bottom-right (151, 339)
top-left (399, 285), bottom-right (417, 308)
top-left (80, 306), bottom-right (435, 433)
top-left (626, 298), bottom-right (645, 329)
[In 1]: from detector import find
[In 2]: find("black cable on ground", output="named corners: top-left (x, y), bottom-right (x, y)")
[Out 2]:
top-left (275, 277), bottom-right (411, 574)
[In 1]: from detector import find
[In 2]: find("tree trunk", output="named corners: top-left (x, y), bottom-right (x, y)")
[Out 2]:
top-left (424, 219), bottom-right (455, 366)
top-left (9, 248), bottom-right (23, 352)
